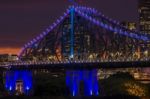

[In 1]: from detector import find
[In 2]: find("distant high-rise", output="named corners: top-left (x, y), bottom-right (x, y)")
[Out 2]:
top-left (139, 0), bottom-right (150, 34)
top-left (138, 0), bottom-right (150, 78)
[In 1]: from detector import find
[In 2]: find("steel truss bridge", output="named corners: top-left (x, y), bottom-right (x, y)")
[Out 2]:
top-left (2, 6), bottom-right (150, 96)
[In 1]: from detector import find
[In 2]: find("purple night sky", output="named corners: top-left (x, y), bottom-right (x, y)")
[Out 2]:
top-left (0, 0), bottom-right (138, 54)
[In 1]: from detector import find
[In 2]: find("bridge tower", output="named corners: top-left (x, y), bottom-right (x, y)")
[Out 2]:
top-left (64, 6), bottom-right (99, 96)
top-left (5, 70), bottom-right (33, 95)
top-left (66, 70), bottom-right (99, 96)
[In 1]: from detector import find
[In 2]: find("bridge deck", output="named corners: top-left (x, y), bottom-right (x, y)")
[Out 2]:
top-left (1, 60), bottom-right (149, 70)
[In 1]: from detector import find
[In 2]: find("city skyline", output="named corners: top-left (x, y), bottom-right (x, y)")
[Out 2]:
top-left (0, 0), bottom-right (138, 54)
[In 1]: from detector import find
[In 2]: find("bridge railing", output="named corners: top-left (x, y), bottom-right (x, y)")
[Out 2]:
top-left (0, 56), bottom-right (149, 67)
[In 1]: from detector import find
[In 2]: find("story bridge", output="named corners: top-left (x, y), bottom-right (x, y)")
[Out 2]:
top-left (2, 6), bottom-right (150, 96)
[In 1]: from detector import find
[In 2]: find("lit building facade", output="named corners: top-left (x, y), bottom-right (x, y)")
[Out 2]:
top-left (139, 0), bottom-right (150, 34)
top-left (138, 0), bottom-right (150, 80)
top-left (0, 54), bottom-right (18, 62)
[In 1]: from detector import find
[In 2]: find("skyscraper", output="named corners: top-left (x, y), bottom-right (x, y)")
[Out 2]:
top-left (139, 0), bottom-right (150, 34)
top-left (139, 0), bottom-right (150, 78)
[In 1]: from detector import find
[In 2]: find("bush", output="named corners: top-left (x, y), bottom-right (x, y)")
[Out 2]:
top-left (99, 72), bottom-right (149, 97)
top-left (33, 72), bottom-right (69, 96)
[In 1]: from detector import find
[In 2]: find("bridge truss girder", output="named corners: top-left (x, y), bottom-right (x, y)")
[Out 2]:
top-left (20, 6), bottom-right (150, 62)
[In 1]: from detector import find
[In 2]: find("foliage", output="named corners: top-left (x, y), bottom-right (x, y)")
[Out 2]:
top-left (33, 72), bottom-right (69, 96)
top-left (99, 72), bottom-right (149, 97)
top-left (0, 71), bottom-right (5, 97)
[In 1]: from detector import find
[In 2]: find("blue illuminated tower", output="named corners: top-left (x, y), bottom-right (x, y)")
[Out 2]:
top-left (5, 70), bottom-right (33, 95)
top-left (65, 6), bottom-right (99, 96)
top-left (66, 70), bottom-right (99, 96)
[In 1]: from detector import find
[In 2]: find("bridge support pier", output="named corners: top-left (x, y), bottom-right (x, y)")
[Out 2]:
top-left (66, 69), bottom-right (99, 96)
top-left (5, 70), bottom-right (33, 95)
